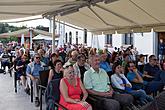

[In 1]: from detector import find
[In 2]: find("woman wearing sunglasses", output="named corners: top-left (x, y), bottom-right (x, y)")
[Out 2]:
top-left (59, 62), bottom-right (92, 110)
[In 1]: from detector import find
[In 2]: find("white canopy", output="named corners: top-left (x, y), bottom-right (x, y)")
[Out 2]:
top-left (0, 28), bottom-right (53, 38)
top-left (33, 34), bottom-right (59, 41)
top-left (1, 0), bottom-right (165, 34)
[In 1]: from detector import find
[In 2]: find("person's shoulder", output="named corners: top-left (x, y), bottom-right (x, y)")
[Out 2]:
top-left (111, 74), bottom-right (116, 79)
top-left (100, 68), bottom-right (107, 74)
top-left (144, 63), bottom-right (151, 68)
top-left (84, 68), bottom-right (92, 75)
top-left (17, 60), bottom-right (22, 64)
top-left (28, 62), bottom-right (34, 66)
top-left (127, 72), bottom-right (132, 76)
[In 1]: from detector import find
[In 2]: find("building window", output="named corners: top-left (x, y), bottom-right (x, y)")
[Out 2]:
top-left (69, 32), bottom-right (72, 44)
top-left (65, 33), bottom-right (68, 43)
top-left (122, 33), bottom-right (133, 45)
top-left (84, 29), bottom-right (87, 44)
top-left (105, 34), bottom-right (112, 44)
top-left (76, 31), bottom-right (78, 45)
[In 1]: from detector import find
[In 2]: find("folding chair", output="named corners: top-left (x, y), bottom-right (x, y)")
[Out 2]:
top-left (45, 78), bottom-right (67, 110)
top-left (30, 67), bottom-right (49, 103)
top-left (14, 71), bottom-right (20, 93)
top-left (38, 69), bottom-right (50, 110)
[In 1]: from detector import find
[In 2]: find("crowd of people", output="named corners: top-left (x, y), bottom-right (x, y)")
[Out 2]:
top-left (0, 42), bottom-right (165, 110)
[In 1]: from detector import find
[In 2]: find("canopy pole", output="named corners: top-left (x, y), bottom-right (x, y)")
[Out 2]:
top-left (29, 29), bottom-right (33, 50)
top-left (21, 34), bottom-right (24, 46)
top-left (52, 16), bottom-right (56, 53)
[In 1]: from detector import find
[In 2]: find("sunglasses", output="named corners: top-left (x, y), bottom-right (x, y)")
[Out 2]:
top-left (64, 64), bottom-right (73, 69)
top-left (36, 57), bottom-right (40, 59)
top-left (68, 71), bottom-right (74, 74)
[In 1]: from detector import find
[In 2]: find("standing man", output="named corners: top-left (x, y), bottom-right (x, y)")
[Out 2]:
top-left (26, 53), bottom-right (46, 107)
top-left (84, 55), bottom-right (134, 110)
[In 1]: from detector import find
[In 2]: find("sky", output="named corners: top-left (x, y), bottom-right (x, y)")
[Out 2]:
top-left (2, 15), bottom-right (50, 28)
top-left (8, 18), bottom-right (50, 28)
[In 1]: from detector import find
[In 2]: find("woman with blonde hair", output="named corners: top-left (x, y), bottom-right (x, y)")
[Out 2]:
top-left (59, 62), bottom-right (92, 110)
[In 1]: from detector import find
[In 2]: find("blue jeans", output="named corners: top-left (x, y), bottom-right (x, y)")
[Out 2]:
top-left (129, 89), bottom-right (153, 105)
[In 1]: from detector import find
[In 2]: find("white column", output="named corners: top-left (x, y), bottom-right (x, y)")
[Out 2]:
top-left (92, 34), bottom-right (99, 49)
top-left (21, 34), bottom-right (24, 46)
top-left (63, 22), bottom-right (65, 44)
top-left (52, 16), bottom-right (56, 53)
top-left (30, 30), bottom-right (33, 49)
top-left (49, 19), bottom-right (52, 33)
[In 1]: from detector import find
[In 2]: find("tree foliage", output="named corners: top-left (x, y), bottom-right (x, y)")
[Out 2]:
top-left (36, 25), bottom-right (49, 32)
top-left (0, 23), bottom-right (27, 43)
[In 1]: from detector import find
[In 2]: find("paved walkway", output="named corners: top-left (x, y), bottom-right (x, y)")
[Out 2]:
top-left (0, 72), bottom-right (46, 110)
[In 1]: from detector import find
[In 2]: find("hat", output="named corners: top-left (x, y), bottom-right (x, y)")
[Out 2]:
top-left (63, 61), bottom-right (73, 69)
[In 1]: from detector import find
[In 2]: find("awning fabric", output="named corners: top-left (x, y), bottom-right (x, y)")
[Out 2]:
top-left (0, 28), bottom-right (57, 38)
top-left (1, 0), bottom-right (165, 34)
top-left (33, 34), bottom-right (59, 40)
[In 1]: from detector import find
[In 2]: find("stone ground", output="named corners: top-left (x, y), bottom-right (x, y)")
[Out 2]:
top-left (0, 71), bottom-right (46, 110)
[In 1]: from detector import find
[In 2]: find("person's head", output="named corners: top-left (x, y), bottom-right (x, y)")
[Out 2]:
top-left (51, 53), bottom-right (58, 62)
top-left (88, 54), bottom-right (100, 70)
top-left (127, 61), bottom-right (136, 72)
top-left (71, 50), bottom-right (78, 60)
top-left (149, 55), bottom-right (157, 66)
top-left (54, 60), bottom-right (63, 71)
top-left (123, 53), bottom-right (130, 62)
top-left (21, 54), bottom-right (27, 62)
top-left (19, 49), bottom-right (24, 56)
top-left (38, 49), bottom-right (44, 57)
top-left (139, 54), bottom-right (145, 62)
top-left (63, 62), bottom-right (74, 79)
top-left (98, 50), bottom-right (107, 62)
top-left (25, 48), bottom-right (30, 54)
top-left (34, 53), bottom-right (41, 63)
top-left (77, 54), bottom-right (86, 66)
top-left (111, 52), bottom-right (119, 63)
top-left (112, 62), bottom-right (123, 74)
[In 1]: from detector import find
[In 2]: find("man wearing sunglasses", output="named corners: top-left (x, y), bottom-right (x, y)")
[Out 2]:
top-left (26, 53), bottom-right (46, 107)
top-left (143, 55), bottom-right (165, 94)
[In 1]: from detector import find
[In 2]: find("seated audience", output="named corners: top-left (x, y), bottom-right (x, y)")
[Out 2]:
top-left (126, 61), bottom-right (147, 90)
top-left (16, 54), bottom-right (30, 94)
top-left (137, 54), bottom-right (145, 73)
top-left (99, 51), bottom-right (113, 79)
top-left (84, 55), bottom-right (134, 110)
top-left (48, 53), bottom-right (59, 69)
top-left (111, 62), bottom-right (153, 106)
top-left (73, 54), bottom-right (90, 81)
top-left (48, 60), bottom-right (63, 84)
top-left (143, 55), bottom-right (165, 94)
top-left (0, 48), bottom-right (11, 71)
top-left (67, 50), bottom-right (78, 64)
top-left (26, 53), bottom-right (46, 107)
top-left (59, 62), bottom-right (92, 110)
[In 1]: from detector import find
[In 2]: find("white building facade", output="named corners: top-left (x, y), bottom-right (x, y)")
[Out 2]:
top-left (54, 21), bottom-right (159, 56)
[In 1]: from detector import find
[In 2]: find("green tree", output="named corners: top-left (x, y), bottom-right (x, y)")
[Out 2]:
top-left (0, 23), bottom-right (27, 43)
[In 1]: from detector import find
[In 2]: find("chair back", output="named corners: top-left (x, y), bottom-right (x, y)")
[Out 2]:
top-left (39, 69), bottom-right (50, 87)
top-left (45, 78), bottom-right (61, 110)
